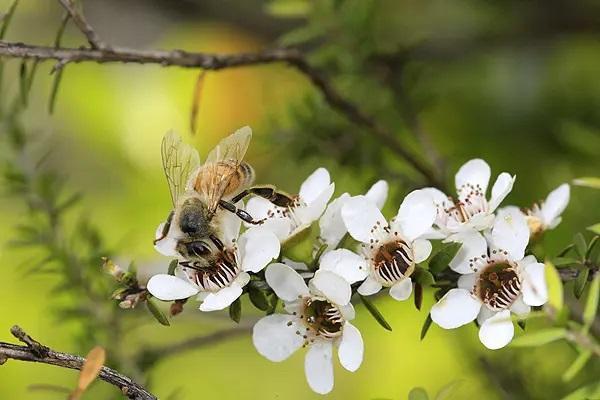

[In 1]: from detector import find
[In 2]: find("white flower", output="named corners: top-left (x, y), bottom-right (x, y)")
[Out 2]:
top-left (430, 208), bottom-right (548, 350)
top-left (340, 189), bottom-right (436, 300)
top-left (319, 180), bottom-right (388, 250)
top-left (245, 168), bottom-right (335, 243)
top-left (253, 263), bottom-right (362, 394)
top-left (523, 183), bottom-right (570, 237)
top-left (147, 212), bottom-right (280, 312)
top-left (424, 158), bottom-right (515, 237)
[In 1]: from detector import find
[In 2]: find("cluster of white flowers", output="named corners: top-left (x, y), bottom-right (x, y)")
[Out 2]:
top-left (146, 157), bottom-right (570, 394)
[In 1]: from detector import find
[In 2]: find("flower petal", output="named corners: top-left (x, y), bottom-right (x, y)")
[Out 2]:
top-left (423, 187), bottom-right (451, 207)
top-left (395, 189), bottom-right (437, 241)
top-left (299, 168), bottom-right (331, 204)
top-left (448, 231), bottom-right (488, 274)
top-left (147, 274), bottom-right (198, 301)
top-left (510, 296), bottom-right (531, 316)
top-left (477, 306), bottom-right (496, 325)
top-left (491, 207), bottom-right (529, 261)
top-left (199, 283), bottom-right (243, 311)
top-left (365, 180), bottom-right (389, 209)
top-left (488, 173), bottom-right (515, 212)
top-left (389, 278), bottom-right (413, 301)
top-left (265, 263), bottom-right (309, 302)
top-left (455, 159), bottom-right (491, 194)
top-left (338, 322), bottom-right (363, 372)
top-left (319, 193), bottom-right (351, 248)
top-left (319, 249), bottom-right (368, 284)
top-left (541, 184), bottom-right (570, 226)
top-left (479, 309), bottom-right (514, 350)
top-left (357, 276), bottom-right (383, 296)
top-left (413, 239), bottom-right (432, 263)
top-left (457, 273), bottom-right (477, 291)
top-left (339, 303), bottom-right (356, 320)
top-left (219, 204), bottom-right (242, 246)
top-left (238, 227), bottom-right (280, 273)
top-left (341, 196), bottom-right (387, 243)
top-left (154, 223), bottom-right (178, 257)
top-left (430, 288), bottom-right (481, 329)
top-left (522, 262), bottom-right (548, 306)
top-left (310, 270), bottom-right (351, 305)
top-left (305, 341), bottom-right (334, 395)
top-left (244, 197), bottom-right (292, 240)
top-left (296, 183), bottom-right (335, 225)
top-left (253, 314), bottom-right (304, 362)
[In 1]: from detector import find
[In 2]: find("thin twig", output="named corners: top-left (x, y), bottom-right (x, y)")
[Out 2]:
top-left (137, 324), bottom-right (252, 369)
top-left (0, 325), bottom-right (157, 400)
top-left (0, 39), bottom-right (441, 187)
top-left (57, 0), bottom-right (106, 50)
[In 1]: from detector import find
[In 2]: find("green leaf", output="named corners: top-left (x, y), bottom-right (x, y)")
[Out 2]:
top-left (562, 351), bottom-right (591, 382)
top-left (414, 283), bottom-right (423, 310)
top-left (19, 60), bottom-right (28, 106)
top-left (266, 293), bottom-right (278, 315)
top-left (573, 176), bottom-right (600, 189)
top-left (560, 381), bottom-right (600, 400)
top-left (573, 233), bottom-right (587, 259)
top-left (588, 223), bottom-right (600, 235)
top-left (359, 295), bottom-right (392, 331)
top-left (583, 274), bottom-right (599, 330)
top-left (48, 67), bottom-right (65, 114)
top-left (408, 387), bottom-right (429, 400)
top-left (428, 243), bottom-right (462, 274)
top-left (265, 0), bottom-right (311, 17)
top-left (248, 288), bottom-right (270, 311)
top-left (574, 268), bottom-right (589, 299)
top-left (435, 380), bottom-right (463, 400)
top-left (551, 257), bottom-right (580, 267)
top-left (414, 267), bottom-right (435, 286)
top-left (420, 314), bottom-right (433, 341)
top-left (586, 236), bottom-right (599, 259)
top-left (545, 261), bottom-right (564, 311)
top-left (510, 328), bottom-right (566, 347)
top-left (167, 259), bottom-right (178, 275)
top-left (229, 297), bottom-right (242, 323)
top-left (0, 0), bottom-right (20, 39)
top-left (146, 299), bottom-right (170, 326)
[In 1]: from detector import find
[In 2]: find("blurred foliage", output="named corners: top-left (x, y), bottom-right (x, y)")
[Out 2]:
top-left (0, 0), bottom-right (598, 399)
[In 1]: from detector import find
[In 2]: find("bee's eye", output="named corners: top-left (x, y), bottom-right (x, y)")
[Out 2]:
top-left (187, 241), bottom-right (211, 257)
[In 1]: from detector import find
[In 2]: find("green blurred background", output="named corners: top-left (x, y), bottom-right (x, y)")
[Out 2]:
top-left (0, 0), bottom-right (599, 399)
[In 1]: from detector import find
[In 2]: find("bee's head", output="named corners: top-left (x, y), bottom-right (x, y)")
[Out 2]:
top-left (176, 239), bottom-right (213, 260)
top-left (178, 197), bottom-right (211, 236)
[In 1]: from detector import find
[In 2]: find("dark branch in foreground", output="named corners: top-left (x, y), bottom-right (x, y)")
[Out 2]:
top-left (0, 39), bottom-right (441, 188)
top-left (0, 325), bottom-right (156, 400)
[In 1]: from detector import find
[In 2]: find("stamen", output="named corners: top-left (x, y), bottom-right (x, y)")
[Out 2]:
top-left (301, 298), bottom-right (344, 340)
top-left (180, 249), bottom-right (240, 292)
top-left (372, 239), bottom-right (414, 285)
top-left (475, 261), bottom-right (521, 311)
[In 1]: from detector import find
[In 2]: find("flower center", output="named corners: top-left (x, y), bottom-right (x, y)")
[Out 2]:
top-left (446, 183), bottom-right (488, 223)
top-left (302, 298), bottom-right (344, 339)
top-left (372, 240), bottom-right (414, 285)
top-left (180, 249), bottom-right (240, 292)
top-left (475, 261), bottom-right (521, 311)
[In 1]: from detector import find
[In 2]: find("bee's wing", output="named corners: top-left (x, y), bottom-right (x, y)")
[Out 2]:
top-left (203, 126), bottom-right (252, 212)
top-left (161, 131), bottom-right (201, 206)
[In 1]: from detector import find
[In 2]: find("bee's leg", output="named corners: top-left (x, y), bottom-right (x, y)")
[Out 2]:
top-left (209, 234), bottom-right (225, 251)
top-left (218, 200), bottom-right (265, 225)
top-left (231, 186), bottom-right (295, 207)
top-left (153, 210), bottom-right (175, 245)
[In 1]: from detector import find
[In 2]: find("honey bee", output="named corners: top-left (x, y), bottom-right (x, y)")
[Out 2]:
top-left (155, 126), bottom-right (293, 261)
